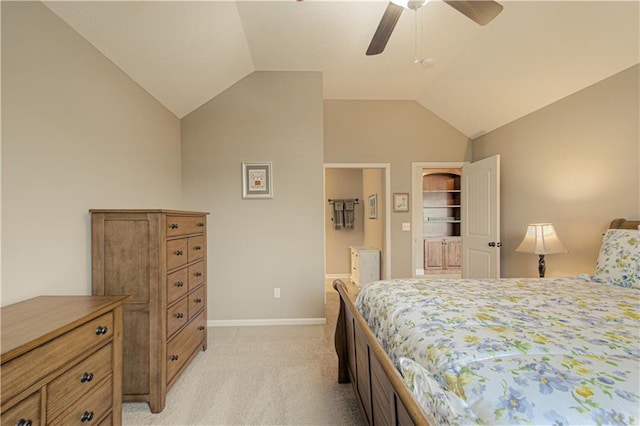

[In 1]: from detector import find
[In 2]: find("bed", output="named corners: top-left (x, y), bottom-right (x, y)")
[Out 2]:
top-left (333, 218), bottom-right (639, 425)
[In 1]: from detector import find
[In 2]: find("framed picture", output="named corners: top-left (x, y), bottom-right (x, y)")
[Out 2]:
top-left (393, 192), bottom-right (410, 212)
top-left (368, 194), bottom-right (377, 219)
top-left (242, 162), bottom-right (273, 199)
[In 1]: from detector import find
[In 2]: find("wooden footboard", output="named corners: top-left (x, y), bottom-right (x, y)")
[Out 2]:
top-left (333, 279), bottom-right (430, 426)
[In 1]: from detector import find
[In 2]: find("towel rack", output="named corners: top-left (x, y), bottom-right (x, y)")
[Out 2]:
top-left (328, 198), bottom-right (359, 204)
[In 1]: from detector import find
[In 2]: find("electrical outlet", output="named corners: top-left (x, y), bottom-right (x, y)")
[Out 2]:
top-left (274, 288), bottom-right (281, 298)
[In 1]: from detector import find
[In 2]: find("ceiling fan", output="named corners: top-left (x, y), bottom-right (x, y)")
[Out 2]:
top-left (366, 0), bottom-right (503, 56)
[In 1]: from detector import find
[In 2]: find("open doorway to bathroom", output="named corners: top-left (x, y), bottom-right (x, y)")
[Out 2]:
top-left (323, 163), bottom-right (391, 292)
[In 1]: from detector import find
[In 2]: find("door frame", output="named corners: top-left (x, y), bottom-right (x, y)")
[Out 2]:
top-left (324, 163), bottom-right (392, 281)
top-left (411, 161), bottom-right (466, 277)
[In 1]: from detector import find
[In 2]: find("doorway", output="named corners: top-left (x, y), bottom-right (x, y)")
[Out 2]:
top-left (411, 162), bottom-right (465, 278)
top-left (411, 157), bottom-right (501, 279)
top-left (324, 163), bottom-right (391, 287)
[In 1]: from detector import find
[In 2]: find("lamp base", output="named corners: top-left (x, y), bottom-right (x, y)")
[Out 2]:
top-left (538, 254), bottom-right (546, 278)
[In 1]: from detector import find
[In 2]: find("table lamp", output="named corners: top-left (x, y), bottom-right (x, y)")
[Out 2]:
top-left (516, 223), bottom-right (567, 277)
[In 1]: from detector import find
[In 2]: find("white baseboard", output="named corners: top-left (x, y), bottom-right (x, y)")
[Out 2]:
top-left (208, 318), bottom-right (326, 327)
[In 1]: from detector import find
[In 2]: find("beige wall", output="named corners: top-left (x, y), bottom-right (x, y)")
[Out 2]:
top-left (181, 71), bottom-right (325, 322)
top-left (1, 2), bottom-right (182, 306)
top-left (4, 1), bottom-right (635, 320)
top-left (324, 100), bottom-right (470, 278)
top-left (325, 168), bottom-right (364, 275)
top-left (362, 169), bottom-right (386, 277)
top-left (473, 65), bottom-right (640, 278)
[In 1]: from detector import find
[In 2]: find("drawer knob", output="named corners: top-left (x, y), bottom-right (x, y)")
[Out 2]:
top-left (194, 245), bottom-right (202, 251)
top-left (197, 222), bottom-right (205, 227)
top-left (176, 250), bottom-right (184, 256)
top-left (80, 411), bottom-right (94, 422)
top-left (95, 326), bottom-right (108, 335)
top-left (198, 325), bottom-right (205, 331)
top-left (194, 298), bottom-right (202, 303)
top-left (176, 281), bottom-right (184, 287)
top-left (170, 223), bottom-right (179, 229)
top-left (194, 272), bottom-right (202, 277)
top-left (171, 354), bottom-right (179, 361)
top-left (176, 312), bottom-right (184, 319)
top-left (80, 372), bottom-right (94, 383)
top-left (17, 419), bottom-right (33, 426)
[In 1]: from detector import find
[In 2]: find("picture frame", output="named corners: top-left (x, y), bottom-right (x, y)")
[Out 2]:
top-left (368, 194), bottom-right (377, 219)
top-left (393, 192), bottom-right (410, 212)
top-left (242, 162), bottom-right (273, 199)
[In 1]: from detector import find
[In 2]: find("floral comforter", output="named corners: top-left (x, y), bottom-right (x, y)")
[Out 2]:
top-left (355, 277), bottom-right (640, 425)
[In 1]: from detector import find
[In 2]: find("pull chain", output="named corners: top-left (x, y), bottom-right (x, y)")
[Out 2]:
top-left (414, 8), bottom-right (420, 61)
top-left (414, 7), bottom-right (434, 68)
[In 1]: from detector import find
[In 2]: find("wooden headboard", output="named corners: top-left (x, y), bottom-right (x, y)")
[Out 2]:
top-left (609, 218), bottom-right (640, 229)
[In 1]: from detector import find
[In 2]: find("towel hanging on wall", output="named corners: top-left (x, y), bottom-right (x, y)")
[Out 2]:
top-left (333, 200), bottom-right (344, 230)
top-left (329, 199), bottom-right (359, 231)
top-left (344, 200), bottom-right (355, 230)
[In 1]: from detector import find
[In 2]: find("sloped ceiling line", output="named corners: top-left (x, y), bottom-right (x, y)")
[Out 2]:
top-left (44, 0), bottom-right (640, 138)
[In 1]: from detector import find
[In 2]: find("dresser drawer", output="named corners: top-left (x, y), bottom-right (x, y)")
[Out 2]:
top-left (166, 238), bottom-right (188, 271)
top-left (47, 344), bottom-right (112, 421)
top-left (166, 312), bottom-right (206, 383)
top-left (1, 391), bottom-right (41, 426)
top-left (166, 216), bottom-right (206, 237)
top-left (188, 236), bottom-right (205, 263)
top-left (2, 313), bottom-right (113, 405)
top-left (49, 376), bottom-right (112, 426)
top-left (167, 268), bottom-right (188, 304)
top-left (97, 413), bottom-right (112, 426)
top-left (167, 298), bottom-right (189, 338)
top-left (189, 286), bottom-right (205, 319)
top-left (188, 261), bottom-right (205, 289)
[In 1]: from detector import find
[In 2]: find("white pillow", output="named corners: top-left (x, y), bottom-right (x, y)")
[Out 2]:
top-left (593, 229), bottom-right (639, 289)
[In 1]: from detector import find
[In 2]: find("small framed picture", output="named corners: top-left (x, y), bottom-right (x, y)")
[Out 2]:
top-left (393, 192), bottom-right (409, 212)
top-left (242, 162), bottom-right (273, 199)
top-left (368, 194), bottom-right (377, 219)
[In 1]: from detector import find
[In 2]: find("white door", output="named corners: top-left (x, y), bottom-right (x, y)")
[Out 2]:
top-left (461, 155), bottom-right (501, 278)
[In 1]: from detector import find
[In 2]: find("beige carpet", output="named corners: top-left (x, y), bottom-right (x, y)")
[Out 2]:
top-left (122, 288), bottom-right (365, 425)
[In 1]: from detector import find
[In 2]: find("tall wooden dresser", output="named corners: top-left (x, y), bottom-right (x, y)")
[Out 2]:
top-left (90, 209), bottom-right (209, 413)
top-left (1, 295), bottom-right (128, 426)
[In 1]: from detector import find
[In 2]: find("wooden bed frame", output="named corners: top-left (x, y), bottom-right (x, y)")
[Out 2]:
top-left (333, 218), bottom-right (638, 426)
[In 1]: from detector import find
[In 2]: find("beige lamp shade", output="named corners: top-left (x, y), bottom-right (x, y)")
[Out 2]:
top-left (516, 223), bottom-right (568, 255)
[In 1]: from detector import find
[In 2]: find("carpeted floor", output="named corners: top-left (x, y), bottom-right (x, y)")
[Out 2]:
top-left (122, 287), bottom-right (365, 425)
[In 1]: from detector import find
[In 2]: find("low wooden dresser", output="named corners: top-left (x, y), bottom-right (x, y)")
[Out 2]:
top-left (90, 209), bottom-right (209, 413)
top-left (1, 295), bottom-right (128, 426)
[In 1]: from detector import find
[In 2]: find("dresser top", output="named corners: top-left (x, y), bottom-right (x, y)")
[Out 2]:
top-left (1, 295), bottom-right (129, 362)
top-left (90, 209), bottom-right (209, 215)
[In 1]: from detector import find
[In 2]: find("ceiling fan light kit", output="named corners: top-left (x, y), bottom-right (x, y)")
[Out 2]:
top-left (414, 57), bottom-right (435, 68)
top-left (367, 0), bottom-right (503, 56)
top-left (390, 0), bottom-right (429, 11)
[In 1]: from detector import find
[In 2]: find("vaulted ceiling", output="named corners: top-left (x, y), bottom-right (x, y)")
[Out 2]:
top-left (44, 0), bottom-right (639, 138)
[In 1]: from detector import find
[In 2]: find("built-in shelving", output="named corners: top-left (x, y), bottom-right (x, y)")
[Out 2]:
top-left (422, 168), bottom-right (461, 274)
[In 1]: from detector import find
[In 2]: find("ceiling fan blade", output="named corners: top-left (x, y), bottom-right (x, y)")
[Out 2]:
top-left (443, 0), bottom-right (503, 26)
top-left (366, 2), bottom-right (404, 56)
